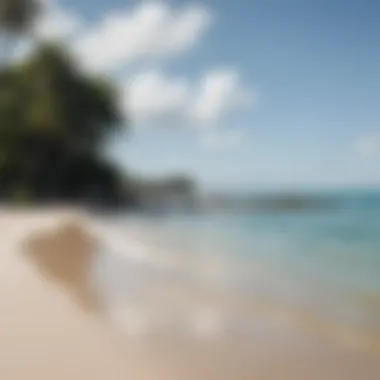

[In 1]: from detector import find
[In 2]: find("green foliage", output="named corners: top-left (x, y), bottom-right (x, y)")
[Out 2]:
top-left (0, 0), bottom-right (134, 207)
top-left (11, 186), bottom-right (31, 204)
top-left (0, 43), bottom-right (131, 206)
top-left (15, 45), bottom-right (121, 147)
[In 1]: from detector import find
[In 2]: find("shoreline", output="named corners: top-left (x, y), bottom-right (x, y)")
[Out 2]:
top-left (90, 215), bottom-right (380, 356)
top-left (1, 208), bottom-right (380, 379)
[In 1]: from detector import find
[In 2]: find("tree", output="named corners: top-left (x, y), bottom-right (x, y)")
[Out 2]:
top-left (0, 3), bottom-right (135, 207)
top-left (0, 43), bottom-right (126, 203)
top-left (19, 44), bottom-right (121, 151)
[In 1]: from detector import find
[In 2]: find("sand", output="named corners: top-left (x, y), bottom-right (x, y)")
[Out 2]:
top-left (0, 209), bottom-right (158, 379)
top-left (0, 208), bottom-right (380, 380)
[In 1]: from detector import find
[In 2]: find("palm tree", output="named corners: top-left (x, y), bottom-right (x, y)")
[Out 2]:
top-left (0, 43), bottom-right (123, 201)
top-left (0, 3), bottom-right (129, 204)
top-left (20, 44), bottom-right (121, 151)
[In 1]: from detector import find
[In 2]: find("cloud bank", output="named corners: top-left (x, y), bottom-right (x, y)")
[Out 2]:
top-left (23, 1), bottom-right (255, 149)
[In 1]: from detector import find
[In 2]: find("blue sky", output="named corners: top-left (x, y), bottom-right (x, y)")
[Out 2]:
top-left (35, 0), bottom-right (380, 189)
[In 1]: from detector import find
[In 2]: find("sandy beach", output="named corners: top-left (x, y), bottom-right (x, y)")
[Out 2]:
top-left (1, 208), bottom-right (380, 380)
top-left (0, 209), bottom-right (156, 380)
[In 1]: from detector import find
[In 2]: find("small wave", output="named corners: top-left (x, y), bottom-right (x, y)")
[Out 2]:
top-left (86, 216), bottom-right (380, 356)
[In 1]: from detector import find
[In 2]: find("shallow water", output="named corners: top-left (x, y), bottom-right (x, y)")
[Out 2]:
top-left (89, 190), bottom-right (380, 354)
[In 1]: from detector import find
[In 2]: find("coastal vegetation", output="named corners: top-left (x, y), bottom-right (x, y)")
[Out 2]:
top-left (0, 0), bottom-right (136, 206)
top-left (0, 0), bottom-right (337, 213)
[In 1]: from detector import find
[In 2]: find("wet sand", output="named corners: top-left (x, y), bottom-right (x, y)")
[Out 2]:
top-left (1, 209), bottom-right (380, 380)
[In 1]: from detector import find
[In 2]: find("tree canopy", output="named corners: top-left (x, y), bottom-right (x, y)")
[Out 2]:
top-left (0, 43), bottom-right (132, 205)
top-left (16, 44), bottom-right (121, 149)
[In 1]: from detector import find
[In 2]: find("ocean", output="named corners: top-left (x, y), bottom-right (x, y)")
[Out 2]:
top-left (94, 188), bottom-right (380, 352)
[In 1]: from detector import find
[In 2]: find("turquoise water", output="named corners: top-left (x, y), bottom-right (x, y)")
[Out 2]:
top-left (119, 189), bottom-right (380, 345)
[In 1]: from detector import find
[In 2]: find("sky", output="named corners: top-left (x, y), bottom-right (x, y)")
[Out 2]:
top-left (22, 0), bottom-right (380, 190)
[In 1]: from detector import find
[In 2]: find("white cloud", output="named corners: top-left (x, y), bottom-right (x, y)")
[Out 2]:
top-left (123, 69), bottom-right (254, 128)
top-left (13, 1), bottom-right (212, 72)
top-left (124, 71), bottom-right (190, 124)
top-left (193, 69), bottom-right (255, 124)
top-left (74, 2), bottom-right (213, 72)
top-left (35, 1), bottom-right (82, 40)
top-left (354, 134), bottom-right (380, 158)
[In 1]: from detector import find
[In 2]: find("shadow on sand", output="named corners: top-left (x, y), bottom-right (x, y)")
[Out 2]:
top-left (23, 221), bottom-right (101, 312)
